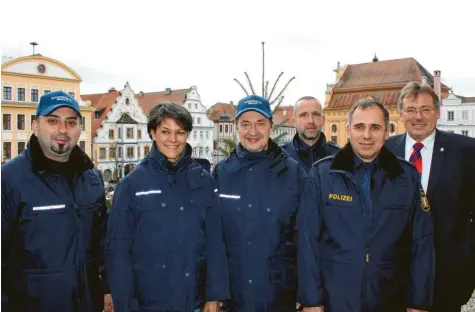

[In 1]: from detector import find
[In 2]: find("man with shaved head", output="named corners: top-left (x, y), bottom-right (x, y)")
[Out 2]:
top-left (281, 96), bottom-right (339, 172)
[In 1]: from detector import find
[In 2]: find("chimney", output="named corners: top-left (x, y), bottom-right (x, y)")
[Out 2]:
top-left (108, 87), bottom-right (116, 93)
top-left (230, 101), bottom-right (233, 105)
top-left (434, 70), bottom-right (441, 104)
top-left (421, 76), bottom-right (428, 85)
top-left (138, 91), bottom-right (144, 97)
top-left (165, 88), bottom-right (172, 95)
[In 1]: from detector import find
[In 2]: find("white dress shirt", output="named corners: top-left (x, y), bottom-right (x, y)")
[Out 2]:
top-left (404, 130), bottom-right (436, 193)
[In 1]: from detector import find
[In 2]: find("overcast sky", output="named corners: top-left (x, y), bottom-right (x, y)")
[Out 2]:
top-left (1, 0), bottom-right (474, 108)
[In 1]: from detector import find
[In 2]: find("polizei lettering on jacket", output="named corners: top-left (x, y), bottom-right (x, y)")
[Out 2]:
top-left (328, 193), bottom-right (353, 202)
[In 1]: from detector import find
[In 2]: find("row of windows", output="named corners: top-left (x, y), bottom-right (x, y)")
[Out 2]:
top-left (98, 145), bottom-right (151, 160)
top-left (2, 114), bottom-right (86, 131)
top-left (2, 86), bottom-right (75, 102)
top-left (191, 130), bottom-right (210, 140)
top-left (446, 110), bottom-right (470, 121)
top-left (2, 141), bottom-right (86, 161)
top-left (108, 128), bottom-right (143, 140)
top-left (219, 124), bottom-right (233, 133)
top-left (192, 146), bottom-right (210, 157)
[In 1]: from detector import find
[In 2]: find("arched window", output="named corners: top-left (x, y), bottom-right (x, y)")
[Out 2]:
top-left (331, 124), bottom-right (337, 133)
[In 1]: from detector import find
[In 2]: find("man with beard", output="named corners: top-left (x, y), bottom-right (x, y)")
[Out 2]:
top-left (213, 95), bottom-right (318, 312)
top-left (282, 96), bottom-right (339, 172)
top-left (1, 91), bottom-right (110, 312)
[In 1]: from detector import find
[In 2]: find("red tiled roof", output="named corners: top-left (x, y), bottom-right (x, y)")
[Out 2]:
top-left (81, 91), bottom-right (120, 138)
top-left (81, 88), bottom-right (190, 138)
top-left (327, 58), bottom-right (450, 110)
top-left (327, 90), bottom-right (401, 110)
top-left (137, 89), bottom-right (189, 115)
top-left (273, 105), bottom-right (295, 126)
top-left (207, 102), bottom-right (237, 121)
top-left (461, 96), bottom-right (475, 103)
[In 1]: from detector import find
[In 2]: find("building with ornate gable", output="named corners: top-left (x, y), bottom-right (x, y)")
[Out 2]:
top-left (82, 84), bottom-right (213, 184)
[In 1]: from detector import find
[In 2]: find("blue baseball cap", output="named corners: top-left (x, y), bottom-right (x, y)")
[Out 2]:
top-left (36, 91), bottom-right (82, 117)
top-left (236, 94), bottom-right (272, 119)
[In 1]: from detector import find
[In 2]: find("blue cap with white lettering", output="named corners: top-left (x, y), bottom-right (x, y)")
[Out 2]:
top-left (36, 91), bottom-right (82, 117)
top-left (235, 94), bottom-right (272, 119)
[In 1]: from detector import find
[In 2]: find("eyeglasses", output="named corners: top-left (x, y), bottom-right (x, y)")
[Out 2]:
top-left (403, 107), bottom-right (436, 116)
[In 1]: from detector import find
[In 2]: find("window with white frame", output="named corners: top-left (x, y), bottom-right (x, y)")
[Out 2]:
top-left (17, 142), bottom-right (26, 154)
top-left (3, 142), bottom-right (11, 160)
top-left (462, 110), bottom-right (468, 120)
top-left (200, 131), bottom-right (203, 139)
top-left (462, 130), bottom-right (469, 136)
top-left (197, 117), bottom-right (201, 124)
top-left (17, 114), bottom-right (25, 130)
top-left (17, 88), bottom-right (26, 101)
top-left (193, 131), bottom-right (197, 139)
top-left (3, 114), bottom-right (11, 130)
top-left (3, 86), bottom-right (12, 100)
top-left (205, 131), bottom-right (209, 139)
top-left (205, 146), bottom-right (209, 156)
top-left (126, 128), bottom-right (134, 139)
top-left (80, 117), bottom-right (86, 130)
top-left (31, 89), bottom-right (39, 102)
top-left (127, 147), bottom-right (134, 158)
top-left (448, 111), bottom-right (454, 121)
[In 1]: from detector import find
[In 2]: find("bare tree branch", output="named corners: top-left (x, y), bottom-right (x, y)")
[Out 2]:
top-left (265, 81), bottom-right (269, 99)
top-left (271, 96), bottom-right (285, 113)
top-left (244, 72), bottom-right (256, 95)
top-left (270, 77), bottom-right (295, 105)
top-left (262, 41), bottom-right (265, 97)
top-left (268, 72), bottom-right (284, 101)
top-left (234, 78), bottom-right (249, 95)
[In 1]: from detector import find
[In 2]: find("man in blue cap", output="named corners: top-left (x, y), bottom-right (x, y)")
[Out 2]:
top-left (213, 95), bottom-right (319, 311)
top-left (1, 91), bottom-right (111, 312)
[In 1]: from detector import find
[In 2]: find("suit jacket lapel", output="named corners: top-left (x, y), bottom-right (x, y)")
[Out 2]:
top-left (393, 133), bottom-right (406, 158)
top-left (427, 129), bottom-right (446, 200)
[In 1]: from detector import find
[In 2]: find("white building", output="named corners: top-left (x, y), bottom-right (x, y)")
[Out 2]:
top-left (82, 84), bottom-right (213, 187)
top-left (438, 91), bottom-right (475, 137)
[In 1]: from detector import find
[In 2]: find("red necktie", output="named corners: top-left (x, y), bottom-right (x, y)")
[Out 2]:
top-left (409, 143), bottom-right (424, 174)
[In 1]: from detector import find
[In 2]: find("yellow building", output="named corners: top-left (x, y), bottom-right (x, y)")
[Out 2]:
top-left (323, 57), bottom-right (450, 147)
top-left (1, 54), bottom-right (95, 162)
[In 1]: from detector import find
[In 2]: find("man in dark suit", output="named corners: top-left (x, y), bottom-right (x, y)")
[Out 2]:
top-left (386, 81), bottom-right (475, 312)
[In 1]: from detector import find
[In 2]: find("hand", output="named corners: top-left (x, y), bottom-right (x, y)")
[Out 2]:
top-left (303, 307), bottom-right (324, 312)
top-left (104, 294), bottom-right (114, 312)
top-left (203, 301), bottom-right (220, 312)
top-left (407, 309), bottom-right (426, 312)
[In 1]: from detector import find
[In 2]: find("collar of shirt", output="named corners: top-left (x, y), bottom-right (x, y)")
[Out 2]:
top-left (405, 130), bottom-right (436, 156)
top-left (353, 153), bottom-right (379, 173)
top-left (295, 133), bottom-right (323, 152)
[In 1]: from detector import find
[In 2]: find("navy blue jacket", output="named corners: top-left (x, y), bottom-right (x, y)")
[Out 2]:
top-left (281, 133), bottom-right (339, 172)
top-left (106, 143), bottom-right (229, 312)
top-left (213, 140), bottom-right (313, 312)
top-left (300, 143), bottom-right (435, 312)
top-left (1, 137), bottom-right (108, 312)
top-left (386, 130), bottom-right (475, 306)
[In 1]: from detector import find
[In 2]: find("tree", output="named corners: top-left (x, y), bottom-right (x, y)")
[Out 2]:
top-left (217, 138), bottom-right (237, 157)
top-left (234, 42), bottom-right (295, 144)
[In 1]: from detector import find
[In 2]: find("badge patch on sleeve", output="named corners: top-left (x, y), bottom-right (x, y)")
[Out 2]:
top-left (420, 189), bottom-right (430, 211)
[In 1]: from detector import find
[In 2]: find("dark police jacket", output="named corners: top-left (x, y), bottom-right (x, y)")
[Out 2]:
top-left (281, 133), bottom-right (339, 172)
top-left (386, 130), bottom-right (475, 306)
top-left (299, 143), bottom-right (435, 312)
top-left (1, 135), bottom-right (107, 312)
top-left (213, 140), bottom-right (313, 312)
top-left (106, 143), bottom-right (229, 312)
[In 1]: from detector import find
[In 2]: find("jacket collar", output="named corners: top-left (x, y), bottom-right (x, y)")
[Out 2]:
top-left (292, 132), bottom-right (327, 152)
top-left (27, 134), bottom-right (94, 174)
top-left (224, 139), bottom-right (289, 176)
top-left (149, 141), bottom-right (193, 172)
top-left (330, 142), bottom-right (403, 177)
